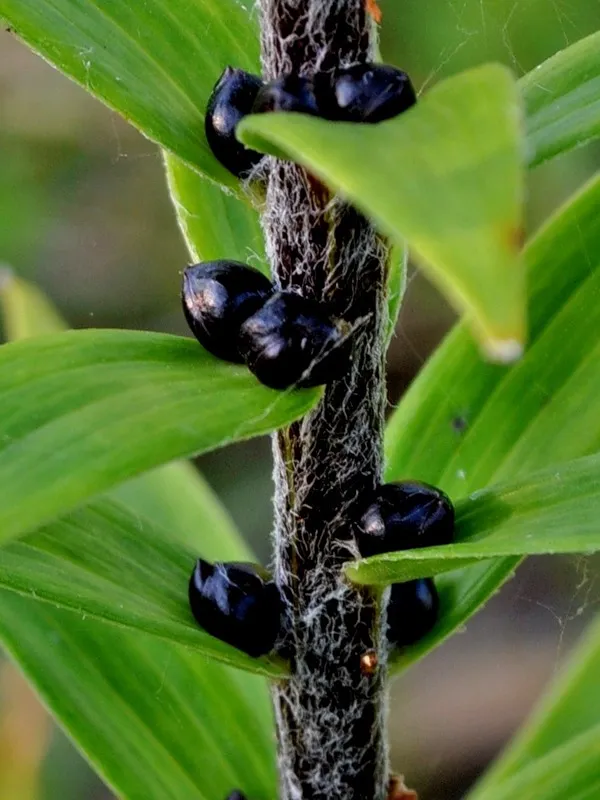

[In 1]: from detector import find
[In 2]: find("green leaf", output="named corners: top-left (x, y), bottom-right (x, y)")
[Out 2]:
top-left (0, 280), bottom-right (277, 799)
top-left (240, 65), bottom-right (526, 362)
top-left (164, 154), bottom-right (267, 272)
top-left (0, 267), bottom-right (251, 559)
top-left (0, 329), bottom-right (319, 545)
top-left (470, 614), bottom-right (600, 797)
top-left (0, 269), bottom-right (67, 339)
top-left (384, 171), bottom-right (600, 672)
top-left (0, 0), bottom-right (259, 188)
top-left (385, 242), bottom-right (408, 344)
top-left (522, 31), bottom-right (600, 167)
top-left (347, 454), bottom-right (600, 585)
top-left (0, 594), bottom-right (277, 800)
top-left (467, 723), bottom-right (600, 800)
top-left (0, 498), bottom-right (285, 676)
top-left (113, 461), bottom-right (251, 557)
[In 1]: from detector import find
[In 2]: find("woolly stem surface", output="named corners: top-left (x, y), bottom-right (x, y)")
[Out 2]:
top-left (258, 3), bottom-right (391, 798)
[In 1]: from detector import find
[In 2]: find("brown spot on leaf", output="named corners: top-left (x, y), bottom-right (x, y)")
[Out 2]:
top-left (506, 225), bottom-right (526, 253)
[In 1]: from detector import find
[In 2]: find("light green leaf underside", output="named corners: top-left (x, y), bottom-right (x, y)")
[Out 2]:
top-left (164, 154), bottom-right (267, 273)
top-left (0, 280), bottom-right (277, 798)
top-left (0, 0), bottom-right (259, 188)
top-left (0, 268), bottom-right (67, 339)
top-left (0, 498), bottom-right (285, 676)
top-left (240, 64), bottom-right (526, 361)
top-left (385, 242), bottom-right (408, 344)
top-left (0, 328), bottom-right (319, 546)
top-left (347, 454), bottom-right (600, 584)
top-left (468, 723), bottom-right (600, 800)
top-left (384, 171), bottom-right (600, 672)
top-left (470, 614), bottom-right (600, 797)
top-left (522, 31), bottom-right (600, 167)
top-left (0, 594), bottom-right (277, 800)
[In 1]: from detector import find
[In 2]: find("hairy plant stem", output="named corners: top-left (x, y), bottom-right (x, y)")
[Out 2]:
top-left (258, 3), bottom-right (391, 798)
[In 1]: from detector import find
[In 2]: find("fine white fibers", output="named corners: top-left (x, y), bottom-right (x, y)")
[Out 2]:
top-left (257, 3), bottom-right (390, 797)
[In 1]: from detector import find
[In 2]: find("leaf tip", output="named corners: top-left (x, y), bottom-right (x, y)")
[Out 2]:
top-left (483, 336), bottom-right (524, 364)
top-left (0, 265), bottom-right (14, 292)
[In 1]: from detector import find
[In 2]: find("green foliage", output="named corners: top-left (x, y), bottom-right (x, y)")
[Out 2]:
top-left (384, 171), bottom-right (600, 672)
top-left (0, 595), bottom-right (277, 800)
top-left (164, 154), bottom-right (266, 270)
top-left (240, 65), bottom-right (526, 361)
top-left (467, 724), bottom-right (600, 800)
top-left (0, 275), bottom-right (277, 799)
top-left (0, 0), bottom-right (259, 188)
top-left (470, 614), bottom-right (600, 796)
top-left (0, 329), bottom-right (319, 545)
top-left (0, 0), bottom-right (600, 796)
top-left (0, 498), bottom-right (285, 675)
top-left (523, 31), bottom-right (600, 166)
top-left (348, 453), bottom-right (600, 584)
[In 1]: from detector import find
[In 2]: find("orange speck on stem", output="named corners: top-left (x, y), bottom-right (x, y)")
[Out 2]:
top-left (387, 775), bottom-right (419, 800)
top-left (366, 0), bottom-right (382, 24)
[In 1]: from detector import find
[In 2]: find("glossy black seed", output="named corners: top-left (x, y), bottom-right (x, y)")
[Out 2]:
top-left (357, 481), bottom-right (454, 558)
top-left (188, 560), bottom-right (282, 658)
top-left (332, 63), bottom-right (416, 123)
top-left (205, 67), bottom-right (264, 177)
top-left (225, 792), bottom-right (247, 800)
top-left (182, 261), bottom-right (273, 363)
top-left (387, 578), bottom-right (439, 647)
top-left (239, 291), bottom-right (350, 390)
top-left (252, 74), bottom-right (321, 116)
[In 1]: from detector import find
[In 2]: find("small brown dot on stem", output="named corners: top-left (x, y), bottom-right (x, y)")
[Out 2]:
top-left (387, 774), bottom-right (419, 800)
top-left (360, 649), bottom-right (378, 676)
top-left (365, 0), bottom-right (382, 23)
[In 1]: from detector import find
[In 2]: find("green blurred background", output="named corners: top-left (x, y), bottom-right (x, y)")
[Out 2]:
top-left (0, 0), bottom-right (599, 797)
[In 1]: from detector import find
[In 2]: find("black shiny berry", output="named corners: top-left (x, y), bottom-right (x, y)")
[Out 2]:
top-left (239, 291), bottom-right (350, 390)
top-left (252, 74), bottom-right (320, 116)
top-left (182, 261), bottom-right (273, 363)
top-left (332, 63), bottom-right (416, 123)
top-left (188, 560), bottom-right (282, 658)
top-left (225, 793), bottom-right (247, 800)
top-left (357, 481), bottom-right (454, 559)
top-left (205, 67), bottom-right (264, 177)
top-left (386, 578), bottom-right (439, 647)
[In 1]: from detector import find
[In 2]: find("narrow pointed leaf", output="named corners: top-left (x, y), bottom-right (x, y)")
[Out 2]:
top-left (0, 279), bottom-right (277, 796)
top-left (0, 0), bottom-right (259, 188)
top-left (0, 595), bottom-right (277, 800)
top-left (347, 454), bottom-right (600, 584)
top-left (0, 270), bottom-right (67, 339)
top-left (523, 31), bottom-right (600, 167)
top-left (470, 615), bottom-right (600, 797)
top-left (113, 461), bottom-right (251, 558)
top-left (239, 65), bottom-right (526, 361)
top-left (0, 329), bottom-right (319, 545)
top-left (385, 243), bottom-right (408, 344)
top-left (384, 172), bottom-right (600, 672)
top-left (0, 498), bottom-right (285, 677)
top-left (467, 724), bottom-right (600, 800)
top-left (164, 154), bottom-right (267, 272)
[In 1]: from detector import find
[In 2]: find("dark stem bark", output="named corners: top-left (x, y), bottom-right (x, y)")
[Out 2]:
top-left (258, 3), bottom-right (390, 798)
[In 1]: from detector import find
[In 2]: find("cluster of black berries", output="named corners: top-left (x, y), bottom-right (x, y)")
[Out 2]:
top-left (188, 482), bottom-right (454, 658)
top-left (206, 63), bottom-right (417, 178)
top-left (355, 481), bottom-right (455, 647)
top-left (184, 62), bottom-right (416, 387)
top-left (182, 261), bottom-right (349, 390)
top-left (186, 61), bottom-right (441, 660)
